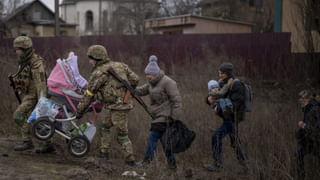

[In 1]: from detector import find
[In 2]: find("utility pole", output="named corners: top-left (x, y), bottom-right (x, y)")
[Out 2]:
top-left (55, 0), bottom-right (60, 36)
top-left (99, 0), bottom-right (102, 35)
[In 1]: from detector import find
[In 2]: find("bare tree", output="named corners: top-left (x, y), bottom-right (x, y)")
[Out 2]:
top-left (200, 0), bottom-right (274, 32)
top-left (292, 0), bottom-right (320, 53)
top-left (159, 0), bottom-right (201, 16)
top-left (110, 0), bottom-right (160, 35)
top-left (0, 0), bottom-right (26, 37)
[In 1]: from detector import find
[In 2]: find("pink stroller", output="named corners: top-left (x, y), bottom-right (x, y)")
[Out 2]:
top-left (29, 52), bottom-right (103, 157)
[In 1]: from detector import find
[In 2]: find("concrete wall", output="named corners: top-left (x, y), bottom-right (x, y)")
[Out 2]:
top-left (147, 16), bottom-right (252, 34)
top-left (188, 17), bottom-right (252, 34)
top-left (10, 25), bottom-right (36, 37)
top-left (10, 25), bottom-right (76, 37)
top-left (61, 0), bottom-right (115, 35)
top-left (61, 4), bottom-right (77, 24)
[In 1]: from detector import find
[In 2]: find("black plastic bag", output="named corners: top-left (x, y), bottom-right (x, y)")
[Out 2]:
top-left (160, 120), bottom-right (196, 153)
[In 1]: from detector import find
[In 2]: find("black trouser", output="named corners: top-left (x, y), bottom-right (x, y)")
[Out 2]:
top-left (297, 138), bottom-right (320, 176)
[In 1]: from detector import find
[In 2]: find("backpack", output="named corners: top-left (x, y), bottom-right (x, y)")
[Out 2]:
top-left (230, 79), bottom-right (253, 112)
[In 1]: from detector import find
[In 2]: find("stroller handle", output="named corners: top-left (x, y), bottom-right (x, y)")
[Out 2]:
top-left (56, 116), bottom-right (77, 122)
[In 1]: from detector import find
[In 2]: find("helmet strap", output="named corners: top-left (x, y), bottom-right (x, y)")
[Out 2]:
top-left (18, 48), bottom-right (34, 65)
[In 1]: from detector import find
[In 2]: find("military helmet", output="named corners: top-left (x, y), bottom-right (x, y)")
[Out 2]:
top-left (87, 45), bottom-right (108, 61)
top-left (13, 36), bottom-right (33, 49)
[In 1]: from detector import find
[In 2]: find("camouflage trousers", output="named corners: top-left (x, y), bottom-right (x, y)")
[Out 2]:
top-left (100, 109), bottom-right (135, 162)
top-left (13, 93), bottom-right (38, 141)
top-left (13, 93), bottom-right (51, 144)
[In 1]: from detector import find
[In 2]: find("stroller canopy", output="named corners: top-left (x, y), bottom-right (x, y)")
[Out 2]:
top-left (47, 53), bottom-right (87, 90)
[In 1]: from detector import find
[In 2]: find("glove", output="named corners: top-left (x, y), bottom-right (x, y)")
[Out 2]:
top-left (76, 113), bottom-right (83, 119)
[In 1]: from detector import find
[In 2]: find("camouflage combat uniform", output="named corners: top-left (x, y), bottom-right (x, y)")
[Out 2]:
top-left (77, 45), bottom-right (139, 163)
top-left (12, 36), bottom-right (49, 151)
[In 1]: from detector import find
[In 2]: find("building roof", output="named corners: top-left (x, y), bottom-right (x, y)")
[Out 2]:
top-left (60, 0), bottom-right (77, 5)
top-left (60, 0), bottom-right (159, 6)
top-left (5, 0), bottom-right (76, 26)
top-left (145, 14), bottom-right (253, 28)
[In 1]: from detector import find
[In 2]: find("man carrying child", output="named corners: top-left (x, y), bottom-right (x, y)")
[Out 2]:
top-left (203, 62), bottom-right (248, 174)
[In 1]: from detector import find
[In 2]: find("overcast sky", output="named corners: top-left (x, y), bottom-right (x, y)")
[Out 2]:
top-left (38, 0), bottom-right (60, 11)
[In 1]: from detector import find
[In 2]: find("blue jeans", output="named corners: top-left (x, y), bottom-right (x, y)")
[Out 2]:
top-left (145, 130), bottom-right (175, 161)
top-left (212, 120), bottom-right (247, 166)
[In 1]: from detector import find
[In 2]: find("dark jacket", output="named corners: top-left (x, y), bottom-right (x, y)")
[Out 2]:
top-left (300, 99), bottom-right (320, 140)
top-left (220, 77), bottom-right (245, 122)
top-left (221, 77), bottom-right (245, 112)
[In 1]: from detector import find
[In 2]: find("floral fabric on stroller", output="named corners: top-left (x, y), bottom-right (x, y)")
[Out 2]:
top-left (29, 52), bottom-right (103, 157)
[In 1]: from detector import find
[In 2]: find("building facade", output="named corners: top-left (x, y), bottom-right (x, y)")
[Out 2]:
top-left (4, 0), bottom-right (76, 37)
top-left (145, 15), bottom-right (252, 35)
top-left (60, 0), bottom-right (159, 35)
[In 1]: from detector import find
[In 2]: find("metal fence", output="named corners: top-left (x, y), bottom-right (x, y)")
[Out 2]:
top-left (1, 33), bottom-right (319, 80)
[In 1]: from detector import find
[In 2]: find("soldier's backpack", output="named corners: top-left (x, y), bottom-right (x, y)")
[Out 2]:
top-left (230, 79), bottom-right (253, 112)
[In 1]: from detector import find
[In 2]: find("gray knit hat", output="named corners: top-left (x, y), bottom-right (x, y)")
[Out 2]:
top-left (219, 62), bottom-right (233, 74)
top-left (144, 55), bottom-right (160, 75)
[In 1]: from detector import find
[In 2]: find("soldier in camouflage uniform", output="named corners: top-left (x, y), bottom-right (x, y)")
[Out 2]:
top-left (12, 36), bottom-right (55, 153)
top-left (76, 45), bottom-right (139, 166)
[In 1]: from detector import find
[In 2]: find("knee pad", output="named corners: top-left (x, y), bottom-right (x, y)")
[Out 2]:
top-left (100, 126), bottom-right (111, 136)
top-left (116, 131), bottom-right (129, 145)
top-left (13, 111), bottom-right (25, 127)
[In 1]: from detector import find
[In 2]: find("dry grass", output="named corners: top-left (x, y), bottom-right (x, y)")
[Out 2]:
top-left (0, 46), bottom-right (319, 179)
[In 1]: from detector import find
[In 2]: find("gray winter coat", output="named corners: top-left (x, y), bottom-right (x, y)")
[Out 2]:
top-left (136, 71), bottom-right (182, 123)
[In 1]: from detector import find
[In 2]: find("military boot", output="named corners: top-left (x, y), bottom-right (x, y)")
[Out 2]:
top-left (126, 161), bottom-right (138, 167)
top-left (14, 141), bottom-right (34, 151)
top-left (125, 154), bottom-right (138, 167)
top-left (36, 143), bottom-right (56, 154)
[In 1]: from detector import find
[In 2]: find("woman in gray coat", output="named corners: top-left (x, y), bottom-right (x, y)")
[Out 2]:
top-left (136, 55), bottom-right (182, 169)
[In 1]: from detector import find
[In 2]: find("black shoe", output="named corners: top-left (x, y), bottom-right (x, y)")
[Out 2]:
top-left (137, 157), bottom-right (151, 167)
top-left (168, 159), bottom-right (177, 170)
top-left (203, 164), bottom-right (222, 172)
top-left (126, 161), bottom-right (138, 167)
top-left (14, 141), bottom-right (34, 151)
top-left (36, 143), bottom-right (56, 154)
top-left (99, 152), bottom-right (109, 160)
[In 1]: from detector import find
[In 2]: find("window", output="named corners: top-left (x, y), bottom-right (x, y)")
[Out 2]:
top-left (86, 10), bottom-right (93, 31)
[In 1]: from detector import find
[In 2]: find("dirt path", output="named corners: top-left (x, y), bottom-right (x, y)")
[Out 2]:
top-left (0, 138), bottom-right (250, 180)
top-left (0, 138), bottom-right (129, 180)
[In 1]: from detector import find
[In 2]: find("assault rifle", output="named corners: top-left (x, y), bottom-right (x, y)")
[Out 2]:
top-left (8, 73), bottom-right (22, 104)
top-left (107, 67), bottom-right (154, 120)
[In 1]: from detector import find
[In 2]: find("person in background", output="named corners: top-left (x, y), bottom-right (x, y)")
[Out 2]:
top-left (296, 90), bottom-right (320, 179)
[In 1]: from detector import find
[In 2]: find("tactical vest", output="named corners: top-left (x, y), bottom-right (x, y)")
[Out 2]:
top-left (96, 61), bottom-right (129, 105)
top-left (13, 63), bottom-right (32, 94)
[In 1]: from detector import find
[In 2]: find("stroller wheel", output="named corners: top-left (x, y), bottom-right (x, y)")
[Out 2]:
top-left (68, 136), bottom-right (90, 158)
top-left (32, 117), bottom-right (55, 141)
